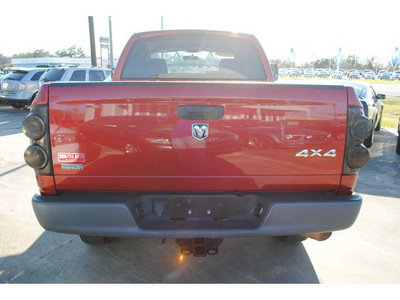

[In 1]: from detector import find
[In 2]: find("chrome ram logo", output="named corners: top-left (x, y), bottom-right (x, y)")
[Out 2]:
top-left (192, 123), bottom-right (209, 141)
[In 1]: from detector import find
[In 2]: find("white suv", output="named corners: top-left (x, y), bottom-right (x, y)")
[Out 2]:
top-left (39, 67), bottom-right (111, 86)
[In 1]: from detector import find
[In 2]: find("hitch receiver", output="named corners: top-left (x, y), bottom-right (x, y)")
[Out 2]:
top-left (176, 238), bottom-right (223, 257)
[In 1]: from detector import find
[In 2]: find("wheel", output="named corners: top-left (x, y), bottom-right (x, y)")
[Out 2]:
top-left (375, 114), bottom-right (382, 131)
top-left (79, 235), bottom-right (112, 244)
top-left (396, 135), bottom-right (400, 155)
top-left (11, 104), bottom-right (25, 109)
top-left (30, 93), bottom-right (38, 106)
top-left (364, 123), bottom-right (374, 148)
top-left (273, 235), bottom-right (308, 243)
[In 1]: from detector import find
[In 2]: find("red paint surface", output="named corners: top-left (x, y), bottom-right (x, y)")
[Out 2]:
top-left (47, 82), bottom-right (348, 193)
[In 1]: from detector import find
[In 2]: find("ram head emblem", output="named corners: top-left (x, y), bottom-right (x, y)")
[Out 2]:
top-left (192, 123), bottom-right (209, 141)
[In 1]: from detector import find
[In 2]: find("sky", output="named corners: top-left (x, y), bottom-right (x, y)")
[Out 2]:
top-left (1, 0), bottom-right (399, 66)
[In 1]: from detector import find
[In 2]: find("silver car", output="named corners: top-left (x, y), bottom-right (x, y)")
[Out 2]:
top-left (0, 68), bottom-right (46, 109)
top-left (364, 72), bottom-right (376, 80)
top-left (38, 67), bottom-right (111, 86)
top-left (393, 70), bottom-right (400, 81)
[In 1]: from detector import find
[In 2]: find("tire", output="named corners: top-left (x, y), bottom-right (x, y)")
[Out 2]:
top-left (273, 235), bottom-right (308, 243)
top-left (11, 104), bottom-right (25, 109)
top-left (30, 93), bottom-right (38, 106)
top-left (396, 135), bottom-right (400, 155)
top-left (79, 235), bottom-right (112, 245)
top-left (375, 114), bottom-right (382, 131)
top-left (364, 124), bottom-right (374, 148)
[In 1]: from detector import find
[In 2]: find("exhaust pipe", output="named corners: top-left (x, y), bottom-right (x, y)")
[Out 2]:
top-left (302, 232), bottom-right (332, 241)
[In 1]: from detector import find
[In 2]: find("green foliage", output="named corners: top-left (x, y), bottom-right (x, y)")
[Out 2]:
top-left (314, 58), bottom-right (331, 68)
top-left (381, 97), bottom-right (400, 128)
top-left (3, 46), bottom-right (87, 62)
top-left (0, 53), bottom-right (11, 69)
top-left (12, 49), bottom-right (52, 58)
top-left (55, 46), bottom-right (86, 58)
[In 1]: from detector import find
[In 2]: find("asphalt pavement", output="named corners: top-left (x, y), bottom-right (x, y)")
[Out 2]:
top-left (0, 87), bottom-right (399, 286)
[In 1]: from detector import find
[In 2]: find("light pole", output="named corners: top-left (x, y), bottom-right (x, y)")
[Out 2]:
top-left (109, 16), bottom-right (114, 70)
top-left (88, 16), bottom-right (97, 67)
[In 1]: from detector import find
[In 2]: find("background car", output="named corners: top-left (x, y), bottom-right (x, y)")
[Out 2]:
top-left (364, 71), bottom-right (376, 80)
top-left (342, 81), bottom-right (385, 148)
top-left (278, 68), bottom-right (289, 77)
top-left (377, 70), bottom-right (391, 80)
top-left (392, 70), bottom-right (400, 80)
top-left (303, 69), bottom-right (315, 78)
top-left (287, 68), bottom-right (302, 77)
top-left (38, 67), bottom-right (111, 86)
top-left (362, 69), bottom-right (374, 78)
top-left (344, 69), bottom-right (358, 78)
top-left (316, 69), bottom-right (329, 78)
top-left (348, 70), bottom-right (360, 79)
top-left (0, 68), bottom-right (46, 109)
top-left (331, 71), bottom-right (343, 79)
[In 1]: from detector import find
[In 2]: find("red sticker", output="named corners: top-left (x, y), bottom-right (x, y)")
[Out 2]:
top-left (58, 153), bottom-right (85, 163)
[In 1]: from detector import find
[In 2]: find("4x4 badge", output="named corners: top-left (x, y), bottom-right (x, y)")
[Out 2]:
top-left (295, 149), bottom-right (336, 157)
top-left (192, 123), bottom-right (209, 141)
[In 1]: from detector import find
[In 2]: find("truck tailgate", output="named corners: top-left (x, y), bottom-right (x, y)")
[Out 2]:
top-left (48, 81), bottom-right (347, 192)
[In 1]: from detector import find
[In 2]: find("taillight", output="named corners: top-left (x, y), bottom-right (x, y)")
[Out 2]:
top-left (24, 144), bottom-right (48, 169)
top-left (349, 114), bottom-right (372, 141)
top-left (346, 144), bottom-right (370, 169)
top-left (22, 105), bottom-right (53, 175)
top-left (19, 83), bottom-right (27, 91)
top-left (22, 114), bottom-right (45, 140)
top-left (342, 106), bottom-right (373, 174)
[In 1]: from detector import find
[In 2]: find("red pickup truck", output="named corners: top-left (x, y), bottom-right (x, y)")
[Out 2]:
top-left (23, 30), bottom-right (372, 256)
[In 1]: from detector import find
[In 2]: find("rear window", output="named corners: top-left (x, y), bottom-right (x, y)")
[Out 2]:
top-left (121, 35), bottom-right (266, 80)
top-left (70, 70), bottom-right (86, 81)
top-left (4, 71), bottom-right (27, 81)
top-left (89, 70), bottom-right (105, 81)
top-left (41, 69), bottom-right (65, 82)
top-left (31, 71), bottom-right (45, 81)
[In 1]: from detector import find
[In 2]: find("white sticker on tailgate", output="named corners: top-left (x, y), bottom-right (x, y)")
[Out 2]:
top-left (58, 153), bottom-right (85, 163)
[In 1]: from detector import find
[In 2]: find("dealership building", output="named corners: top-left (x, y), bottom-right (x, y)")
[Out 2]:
top-left (10, 57), bottom-right (118, 69)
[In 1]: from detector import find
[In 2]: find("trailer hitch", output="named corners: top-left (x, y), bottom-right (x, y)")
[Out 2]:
top-left (176, 238), bottom-right (223, 257)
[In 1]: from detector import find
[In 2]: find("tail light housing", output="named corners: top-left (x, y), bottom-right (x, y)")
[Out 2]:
top-left (23, 105), bottom-right (53, 175)
top-left (22, 84), bottom-right (53, 178)
top-left (23, 85), bottom-right (56, 195)
top-left (22, 113), bottom-right (46, 140)
top-left (19, 83), bottom-right (28, 91)
top-left (24, 144), bottom-right (48, 170)
top-left (342, 106), bottom-right (372, 175)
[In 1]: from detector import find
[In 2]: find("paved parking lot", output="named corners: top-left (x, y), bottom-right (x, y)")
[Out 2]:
top-left (0, 102), bottom-right (399, 284)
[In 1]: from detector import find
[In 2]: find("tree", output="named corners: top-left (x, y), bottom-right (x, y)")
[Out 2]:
top-left (12, 49), bottom-right (52, 58)
top-left (0, 54), bottom-right (11, 69)
top-left (55, 46), bottom-right (86, 58)
top-left (314, 58), bottom-right (331, 68)
top-left (342, 55), bottom-right (362, 70)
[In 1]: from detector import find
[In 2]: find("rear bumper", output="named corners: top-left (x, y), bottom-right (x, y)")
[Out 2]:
top-left (0, 94), bottom-right (32, 105)
top-left (32, 192), bottom-right (362, 238)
